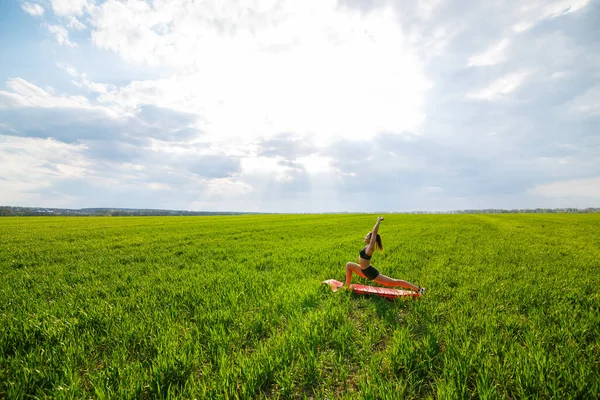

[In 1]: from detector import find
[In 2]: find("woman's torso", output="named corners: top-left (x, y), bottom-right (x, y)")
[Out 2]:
top-left (358, 247), bottom-right (371, 268)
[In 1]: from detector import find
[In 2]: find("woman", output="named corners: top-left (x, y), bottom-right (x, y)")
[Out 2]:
top-left (344, 216), bottom-right (425, 294)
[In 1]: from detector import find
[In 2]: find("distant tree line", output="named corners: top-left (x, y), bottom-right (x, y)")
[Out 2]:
top-left (0, 207), bottom-right (256, 217)
top-left (0, 206), bottom-right (598, 217)
top-left (429, 208), bottom-right (599, 214)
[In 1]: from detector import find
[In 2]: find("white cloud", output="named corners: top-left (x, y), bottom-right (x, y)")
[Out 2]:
top-left (296, 154), bottom-right (334, 175)
top-left (468, 39), bottom-right (510, 67)
top-left (513, 0), bottom-right (591, 32)
top-left (21, 2), bottom-right (45, 16)
top-left (425, 186), bottom-right (443, 193)
top-left (147, 182), bottom-right (170, 190)
top-left (551, 71), bottom-right (570, 79)
top-left (50, 0), bottom-right (91, 17)
top-left (0, 78), bottom-right (92, 109)
top-left (0, 135), bottom-right (90, 205)
top-left (529, 177), bottom-right (600, 198)
top-left (47, 24), bottom-right (78, 47)
top-left (56, 64), bottom-right (112, 94)
top-left (467, 71), bottom-right (531, 100)
top-left (85, 0), bottom-right (431, 143)
top-left (66, 16), bottom-right (86, 30)
top-left (568, 86), bottom-right (600, 115)
top-left (75, 74), bottom-right (113, 94)
top-left (65, 66), bottom-right (78, 76)
top-left (204, 178), bottom-right (253, 197)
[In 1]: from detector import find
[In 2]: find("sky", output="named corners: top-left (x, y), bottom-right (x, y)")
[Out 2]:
top-left (0, 0), bottom-right (599, 213)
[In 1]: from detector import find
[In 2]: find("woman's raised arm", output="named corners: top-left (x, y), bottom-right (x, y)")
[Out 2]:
top-left (367, 216), bottom-right (384, 252)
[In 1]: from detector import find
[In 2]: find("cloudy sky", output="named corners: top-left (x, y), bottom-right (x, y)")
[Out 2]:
top-left (1, 0), bottom-right (599, 212)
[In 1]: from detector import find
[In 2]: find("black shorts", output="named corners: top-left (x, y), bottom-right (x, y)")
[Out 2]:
top-left (362, 265), bottom-right (380, 280)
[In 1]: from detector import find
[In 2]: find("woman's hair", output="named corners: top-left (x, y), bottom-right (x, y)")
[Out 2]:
top-left (368, 232), bottom-right (384, 251)
top-left (375, 233), bottom-right (383, 250)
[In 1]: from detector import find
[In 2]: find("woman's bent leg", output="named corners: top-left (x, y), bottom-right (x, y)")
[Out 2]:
top-left (374, 273), bottom-right (420, 291)
top-left (345, 262), bottom-right (366, 286)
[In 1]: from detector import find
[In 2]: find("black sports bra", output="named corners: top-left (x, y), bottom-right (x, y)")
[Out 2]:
top-left (359, 247), bottom-right (372, 260)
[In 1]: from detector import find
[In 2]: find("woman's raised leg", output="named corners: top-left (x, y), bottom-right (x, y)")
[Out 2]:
top-left (374, 273), bottom-right (420, 291)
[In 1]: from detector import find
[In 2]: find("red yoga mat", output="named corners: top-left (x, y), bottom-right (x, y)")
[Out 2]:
top-left (322, 279), bottom-right (420, 299)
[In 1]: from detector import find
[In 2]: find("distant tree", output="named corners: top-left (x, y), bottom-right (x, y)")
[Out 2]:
top-left (0, 207), bottom-right (14, 216)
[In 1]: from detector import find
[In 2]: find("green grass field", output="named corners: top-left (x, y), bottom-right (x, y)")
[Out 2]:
top-left (1, 214), bottom-right (598, 399)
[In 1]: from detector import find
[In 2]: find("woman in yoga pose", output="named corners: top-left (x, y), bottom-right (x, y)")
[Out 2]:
top-left (344, 216), bottom-right (425, 294)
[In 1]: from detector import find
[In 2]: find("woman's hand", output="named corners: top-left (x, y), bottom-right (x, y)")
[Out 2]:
top-left (377, 216), bottom-right (384, 222)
